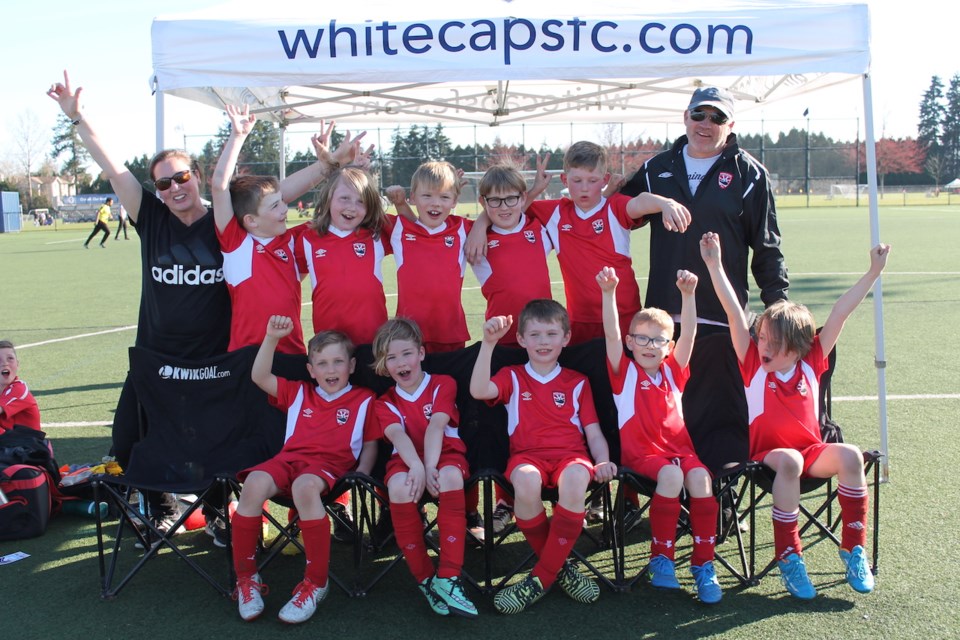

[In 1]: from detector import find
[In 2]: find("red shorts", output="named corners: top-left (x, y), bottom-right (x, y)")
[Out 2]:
top-left (623, 453), bottom-right (711, 481)
top-left (384, 451), bottom-right (469, 484)
top-left (239, 451), bottom-right (346, 494)
top-left (506, 453), bottom-right (594, 489)
top-left (752, 443), bottom-right (830, 477)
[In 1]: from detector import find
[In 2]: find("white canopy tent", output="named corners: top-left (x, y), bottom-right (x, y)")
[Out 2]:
top-left (151, 0), bottom-right (890, 477)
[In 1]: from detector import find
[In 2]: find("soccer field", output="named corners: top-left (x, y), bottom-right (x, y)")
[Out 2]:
top-left (1, 206), bottom-right (958, 639)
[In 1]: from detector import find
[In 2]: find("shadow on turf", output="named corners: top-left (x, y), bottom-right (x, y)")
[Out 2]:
top-left (36, 382), bottom-right (125, 397)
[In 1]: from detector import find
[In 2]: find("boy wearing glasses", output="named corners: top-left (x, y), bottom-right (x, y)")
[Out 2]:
top-left (470, 161), bottom-right (554, 348)
top-left (618, 86), bottom-right (789, 476)
top-left (597, 266), bottom-right (722, 604)
top-left (470, 142), bottom-right (691, 345)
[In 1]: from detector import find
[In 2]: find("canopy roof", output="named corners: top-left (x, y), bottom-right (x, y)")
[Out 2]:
top-left (151, 0), bottom-right (871, 127)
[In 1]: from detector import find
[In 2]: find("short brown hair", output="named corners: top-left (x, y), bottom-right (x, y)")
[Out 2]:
top-left (517, 299), bottom-right (569, 336)
top-left (756, 300), bottom-right (816, 359)
top-left (563, 141), bottom-right (607, 173)
top-left (478, 164), bottom-right (528, 198)
top-left (371, 318), bottom-right (423, 377)
top-left (307, 331), bottom-right (354, 364)
top-left (410, 161), bottom-right (460, 197)
top-left (629, 308), bottom-right (674, 336)
top-left (310, 168), bottom-right (386, 238)
top-left (229, 175), bottom-right (280, 221)
top-left (0, 340), bottom-right (15, 353)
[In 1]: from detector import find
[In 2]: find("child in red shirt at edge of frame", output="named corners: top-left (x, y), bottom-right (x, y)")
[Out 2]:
top-left (702, 231), bottom-right (889, 599)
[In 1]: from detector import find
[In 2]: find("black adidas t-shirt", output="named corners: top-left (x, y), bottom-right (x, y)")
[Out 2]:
top-left (131, 187), bottom-right (231, 359)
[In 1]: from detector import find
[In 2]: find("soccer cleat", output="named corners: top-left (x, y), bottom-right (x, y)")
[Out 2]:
top-left (690, 561), bottom-right (723, 604)
top-left (493, 574), bottom-right (547, 614)
top-left (466, 511), bottom-right (486, 543)
top-left (418, 576), bottom-right (450, 616)
top-left (278, 577), bottom-right (328, 624)
top-left (430, 575), bottom-right (479, 618)
top-left (556, 560), bottom-right (600, 603)
top-left (648, 554), bottom-right (681, 589)
top-left (234, 573), bottom-right (267, 621)
top-left (491, 501), bottom-right (514, 534)
top-left (839, 546), bottom-right (875, 594)
top-left (778, 553), bottom-right (817, 599)
top-left (205, 516), bottom-right (230, 548)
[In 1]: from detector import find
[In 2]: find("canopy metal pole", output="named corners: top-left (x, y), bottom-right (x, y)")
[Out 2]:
top-left (279, 124), bottom-right (287, 182)
top-left (154, 77), bottom-right (165, 154)
top-left (861, 73), bottom-right (890, 482)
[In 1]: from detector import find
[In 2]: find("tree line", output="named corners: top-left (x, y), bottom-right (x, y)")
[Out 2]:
top-left (6, 74), bottom-right (956, 211)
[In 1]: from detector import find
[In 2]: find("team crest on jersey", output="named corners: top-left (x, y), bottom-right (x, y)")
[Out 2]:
top-left (444, 236), bottom-right (455, 248)
top-left (302, 408), bottom-right (314, 418)
top-left (274, 249), bottom-right (289, 262)
top-left (560, 224), bottom-right (573, 232)
top-left (423, 403), bottom-right (433, 419)
top-left (405, 233), bottom-right (417, 241)
top-left (797, 378), bottom-right (808, 396)
top-left (553, 391), bottom-right (566, 408)
top-left (353, 242), bottom-right (366, 258)
top-left (523, 230), bottom-right (536, 243)
top-left (487, 240), bottom-right (500, 249)
top-left (718, 172), bottom-right (733, 189)
top-left (521, 392), bottom-right (533, 401)
top-left (314, 248), bottom-right (327, 258)
top-left (336, 408), bottom-right (350, 425)
top-left (592, 219), bottom-right (604, 234)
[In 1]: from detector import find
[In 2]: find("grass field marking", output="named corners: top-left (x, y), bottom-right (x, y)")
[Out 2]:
top-left (793, 271), bottom-right (960, 276)
top-left (43, 421), bottom-right (112, 428)
top-left (18, 325), bottom-right (137, 350)
top-left (834, 393), bottom-right (960, 402)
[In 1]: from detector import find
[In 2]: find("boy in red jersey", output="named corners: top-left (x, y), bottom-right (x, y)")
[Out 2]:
top-left (232, 316), bottom-right (379, 624)
top-left (470, 299), bottom-right (617, 614)
top-left (468, 142), bottom-right (692, 344)
top-left (702, 232), bottom-right (889, 599)
top-left (0, 341), bottom-right (40, 433)
top-left (372, 318), bottom-right (478, 618)
top-left (212, 105), bottom-right (363, 354)
top-left (471, 160), bottom-right (554, 348)
top-left (385, 162), bottom-right (471, 353)
top-left (598, 266), bottom-right (722, 604)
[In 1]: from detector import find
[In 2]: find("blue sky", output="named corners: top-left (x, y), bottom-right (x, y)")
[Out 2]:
top-left (1, 0), bottom-right (952, 171)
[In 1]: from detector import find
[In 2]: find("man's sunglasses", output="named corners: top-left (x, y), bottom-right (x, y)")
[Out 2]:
top-left (689, 109), bottom-right (729, 126)
top-left (154, 170), bottom-right (193, 191)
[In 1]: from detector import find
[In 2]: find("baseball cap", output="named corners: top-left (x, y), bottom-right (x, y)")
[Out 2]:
top-left (688, 87), bottom-right (735, 120)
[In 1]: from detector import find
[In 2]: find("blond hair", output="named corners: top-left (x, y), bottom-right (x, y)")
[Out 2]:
top-left (371, 318), bottom-right (423, 377)
top-left (410, 161), bottom-right (460, 197)
top-left (756, 300), bottom-right (816, 358)
top-left (629, 308), bottom-right (674, 335)
top-left (307, 330), bottom-right (355, 359)
top-left (310, 168), bottom-right (386, 238)
top-left (478, 164), bottom-right (527, 198)
top-left (563, 141), bottom-right (607, 173)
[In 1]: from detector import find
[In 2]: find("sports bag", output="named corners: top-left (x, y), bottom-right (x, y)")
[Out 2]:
top-left (0, 464), bottom-right (52, 540)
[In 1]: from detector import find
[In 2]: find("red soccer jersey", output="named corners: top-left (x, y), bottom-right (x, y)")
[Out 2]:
top-left (607, 351), bottom-right (696, 465)
top-left (741, 336), bottom-right (828, 461)
top-left (375, 373), bottom-right (467, 460)
top-left (298, 225), bottom-right (391, 345)
top-left (0, 378), bottom-right (41, 433)
top-left (218, 217), bottom-right (305, 354)
top-left (389, 215), bottom-right (472, 346)
top-left (527, 194), bottom-right (641, 324)
top-left (270, 378), bottom-right (378, 476)
top-left (471, 215), bottom-right (553, 346)
top-left (489, 363), bottom-right (598, 459)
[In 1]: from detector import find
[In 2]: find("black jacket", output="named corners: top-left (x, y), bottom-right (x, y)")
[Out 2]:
top-left (620, 133), bottom-right (788, 323)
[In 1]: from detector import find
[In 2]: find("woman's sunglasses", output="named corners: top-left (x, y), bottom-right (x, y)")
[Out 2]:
top-left (689, 109), bottom-right (729, 126)
top-left (154, 170), bottom-right (193, 191)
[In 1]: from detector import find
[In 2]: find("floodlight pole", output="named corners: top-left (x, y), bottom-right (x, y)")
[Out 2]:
top-left (805, 113), bottom-right (811, 207)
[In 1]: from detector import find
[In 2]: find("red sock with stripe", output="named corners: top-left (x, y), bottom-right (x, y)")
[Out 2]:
top-left (772, 507), bottom-right (802, 561)
top-left (837, 483), bottom-right (868, 551)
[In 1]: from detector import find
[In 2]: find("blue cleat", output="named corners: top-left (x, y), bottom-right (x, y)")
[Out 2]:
top-left (649, 555), bottom-right (681, 590)
top-left (778, 553), bottom-right (817, 600)
top-left (690, 561), bottom-right (723, 604)
top-left (839, 546), bottom-right (875, 594)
